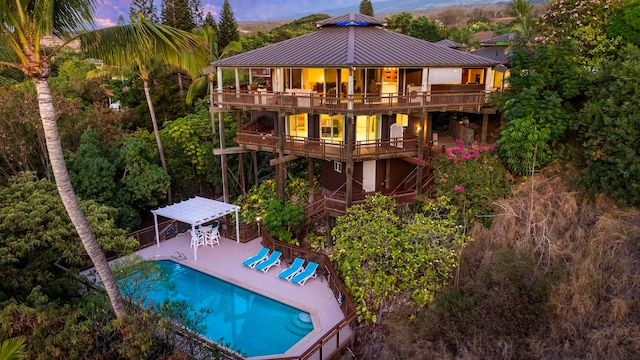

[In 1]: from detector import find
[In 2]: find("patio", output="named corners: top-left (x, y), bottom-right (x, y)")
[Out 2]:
top-left (133, 234), bottom-right (350, 359)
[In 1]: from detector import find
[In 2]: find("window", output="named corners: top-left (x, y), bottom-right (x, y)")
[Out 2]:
top-left (334, 161), bottom-right (342, 173)
top-left (356, 115), bottom-right (380, 142)
top-left (288, 114), bottom-right (308, 138)
top-left (396, 114), bottom-right (408, 127)
top-left (320, 114), bottom-right (344, 142)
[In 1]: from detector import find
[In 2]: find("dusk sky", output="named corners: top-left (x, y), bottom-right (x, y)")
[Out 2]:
top-left (93, 0), bottom-right (358, 28)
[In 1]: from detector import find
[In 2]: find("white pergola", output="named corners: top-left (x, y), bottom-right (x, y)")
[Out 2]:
top-left (151, 196), bottom-right (241, 260)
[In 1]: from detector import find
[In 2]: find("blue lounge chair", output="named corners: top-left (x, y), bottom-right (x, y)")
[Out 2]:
top-left (278, 257), bottom-right (305, 280)
top-left (254, 250), bottom-right (282, 273)
top-left (241, 247), bottom-right (270, 268)
top-left (290, 261), bottom-right (319, 286)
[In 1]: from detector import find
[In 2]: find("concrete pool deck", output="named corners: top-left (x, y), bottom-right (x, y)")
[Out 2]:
top-left (119, 234), bottom-right (349, 359)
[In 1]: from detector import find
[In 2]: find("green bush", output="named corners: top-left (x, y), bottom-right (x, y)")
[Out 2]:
top-left (577, 45), bottom-right (640, 206)
top-left (331, 195), bottom-right (471, 324)
top-left (433, 141), bottom-right (511, 227)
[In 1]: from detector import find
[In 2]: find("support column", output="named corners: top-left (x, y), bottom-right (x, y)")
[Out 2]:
top-left (219, 112), bottom-right (229, 203)
top-left (416, 114), bottom-right (426, 195)
top-left (252, 151), bottom-right (259, 187)
top-left (308, 158), bottom-right (315, 204)
top-left (345, 114), bottom-right (354, 208)
top-left (481, 112), bottom-right (489, 145)
top-left (385, 159), bottom-right (391, 190)
top-left (216, 67), bottom-right (229, 203)
top-left (235, 69), bottom-right (240, 94)
top-left (347, 67), bottom-right (354, 111)
top-left (237, 111), bottom-right (246, 195)
top-left (276, 113), bottom-right (286, 200)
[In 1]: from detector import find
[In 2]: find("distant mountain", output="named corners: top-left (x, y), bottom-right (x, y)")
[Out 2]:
top-left (280, 0), bottom-right (513, 20)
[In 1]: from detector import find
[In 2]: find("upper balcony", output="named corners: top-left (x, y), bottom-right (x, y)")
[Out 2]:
top-left (214, 84), bottom-right (492, 115)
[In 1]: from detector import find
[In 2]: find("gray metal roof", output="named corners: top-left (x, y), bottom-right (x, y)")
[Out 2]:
top-left (212, 13), bottom-right (497, 69)
top-left (316, 13), bottom-right (386, 27)
top-left (480, 33), bottom-right (516, 46)
top-left (434, 39), bottom-right (468, 50)
top-left (471, 46), bottom-right (511, 64)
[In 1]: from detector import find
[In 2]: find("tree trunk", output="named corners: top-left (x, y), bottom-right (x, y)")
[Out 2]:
top-left (34, 78), bottom-right (127, 320)
top-left (143, 79), bottom-right (172, 204)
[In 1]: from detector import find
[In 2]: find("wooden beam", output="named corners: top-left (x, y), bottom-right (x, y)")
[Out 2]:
top-left (481, 113), bottom-right (489, 145)
top-left (269, 154), bottom-right (299, 166)
top-left (213, 147), bottom-right (250, 155)
top-left (401, 157), bottom-right (426, 166)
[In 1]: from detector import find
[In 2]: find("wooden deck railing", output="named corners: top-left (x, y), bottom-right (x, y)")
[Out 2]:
top-left (216, 90), bottom-right (490, 114)
top-left (261, 232), bottom-right (357, 360)
top-left (235, 132), bottom-right (418, 162)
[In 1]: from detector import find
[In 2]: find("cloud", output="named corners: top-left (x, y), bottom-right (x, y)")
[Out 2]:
top-left (95, 17), bottom-right (118, 28)
top-left (202, 4), bottom-right (219, 17)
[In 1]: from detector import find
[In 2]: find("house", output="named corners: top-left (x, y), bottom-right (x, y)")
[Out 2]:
top-left (208, 13), bottom-right (499, 214)
top-left (471, 33), bottom-right (516, 91)
top-left (434, 39), bottom-right (468, 51)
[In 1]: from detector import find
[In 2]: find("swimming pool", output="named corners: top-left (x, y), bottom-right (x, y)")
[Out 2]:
top-left (118, 260), bottom-right (314, 357)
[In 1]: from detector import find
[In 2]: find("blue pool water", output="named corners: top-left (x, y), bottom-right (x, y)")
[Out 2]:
top-left (118, 260), bottom-right (314, 357)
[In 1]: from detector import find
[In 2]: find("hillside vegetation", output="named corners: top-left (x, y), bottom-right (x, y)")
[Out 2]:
top-left (364, 165), bottom-right (640, 359)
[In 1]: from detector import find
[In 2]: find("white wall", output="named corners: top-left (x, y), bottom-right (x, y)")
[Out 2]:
top-left (428, 68), bottom-right (462, 85)
top-left (362, 161), bottom-right (376, 192)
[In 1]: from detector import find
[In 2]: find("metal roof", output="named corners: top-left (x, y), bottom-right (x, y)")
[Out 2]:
top-left (316, 13), bottom-right (386, 27)
top-left (480, 33), bottom-right (516, 46)
top-left (434, 39), bottom-right (468, 50)
top-left (212, 13), bottom-right (497, 69)
top-left (471, 46), bottom-right (511, 64)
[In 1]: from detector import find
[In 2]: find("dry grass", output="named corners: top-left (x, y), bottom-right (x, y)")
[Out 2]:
top-left (362, 164), bottom-right (640, 359)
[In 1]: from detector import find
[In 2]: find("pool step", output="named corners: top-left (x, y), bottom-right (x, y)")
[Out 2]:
top-left (285, 312), bottom-right (314, 336)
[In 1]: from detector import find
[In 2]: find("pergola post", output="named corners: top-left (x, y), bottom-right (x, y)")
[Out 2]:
top-left (235, 209), bottom-right (240, 243)
top-left (154, 213), bottom-right (160, 247)
top-left (192, 224), bottom-right (198, 260)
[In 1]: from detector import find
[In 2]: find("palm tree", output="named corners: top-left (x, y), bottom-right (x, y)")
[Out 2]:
top-left (509, 0), bottom-right (536, 46)
top-left (85, 19), bottom-right (205, 205)
top-left (0, 0), bottom-right (201, 320)
top-left (186, 24), bottom-right (241, 128)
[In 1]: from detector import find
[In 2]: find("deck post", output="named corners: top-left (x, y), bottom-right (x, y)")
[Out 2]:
top-left (308, 158), bottom-right (315, 203)
top-left (217, 68), bottom-right (229, 203)
top-left (252, 151), bottom-right (259, 187)
top-left (276, 113), bottom-right (286, 200)
top-left (219, 112), bottom-right (229, 203)
top-left (481, 112), bottom-right (489, 145)
top-left (237, 111), bottom-right (246, 195)
top-left (416, 115), bottom-right (425, 195)
top-left (345, 114), bottom-right (354, 208)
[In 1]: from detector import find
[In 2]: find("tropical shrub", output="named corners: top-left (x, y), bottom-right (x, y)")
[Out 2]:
top-left (496, 43), bottom-right (589, 175)
top-left (235, 178), bottom-right (309, 223)
top-left (0, 172), bottom-right (136, 302)
top-left (330, 195), bottom-right (471, 324)
top-left (433, 140), bottom-right (511, 227)
top-left (577, 45), bottom-right (640, 206)
top-left (261, 199), bottom-right (304, 244)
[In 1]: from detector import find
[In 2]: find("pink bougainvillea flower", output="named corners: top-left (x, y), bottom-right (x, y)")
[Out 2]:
top-left (454, 185), bottom-right (465, 192)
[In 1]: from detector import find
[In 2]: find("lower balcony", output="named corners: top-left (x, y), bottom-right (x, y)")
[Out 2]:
top-left (235, 131), bottom-right (419, 162)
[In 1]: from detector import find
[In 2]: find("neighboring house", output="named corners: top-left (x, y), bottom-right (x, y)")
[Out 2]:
top-left (208, 13), bottom-right (499, 213)
top-left (471, 33), bottom-right (516, 90)
top-left (434, 39), bottom-right (468, 51)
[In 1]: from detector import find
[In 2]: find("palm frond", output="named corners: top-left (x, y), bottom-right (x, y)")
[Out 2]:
top-left (0, 337), bottom-right (26, 360)
top-left (80, 21), bottom-right (206, 77)
top-left (186, 75), bottom-right (208, 104)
